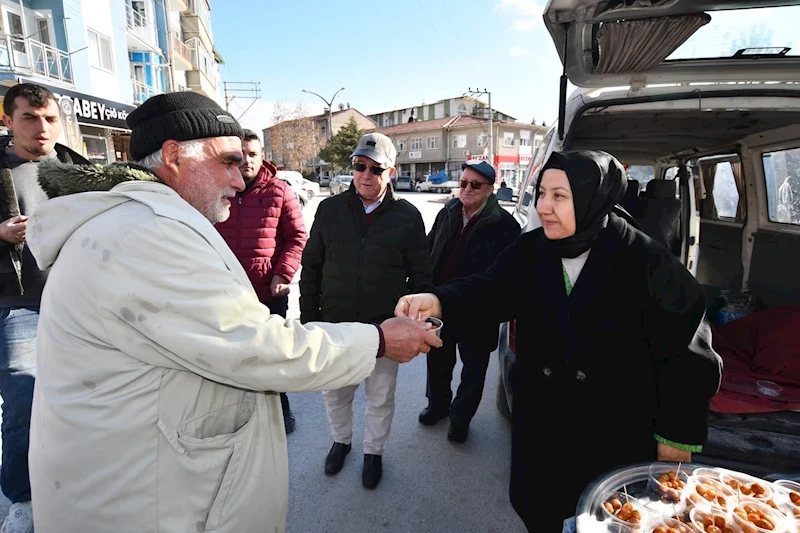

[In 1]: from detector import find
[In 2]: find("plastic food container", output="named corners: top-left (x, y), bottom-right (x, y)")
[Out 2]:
top-left (732, 501), bottom-right (788, 533)
top-left (683, 476), bottom-right (737, 514)
top-left (424, 317), bottom-right (443, 337)
top-left (648, 463), bottom-right (689, 502)
top-left (756, 380), bottom-right (783, 398)
top-left (690, 506), bottom-right (740, 533)
top-left (720, 471), bottom-right (775, 504)
top-left (600, 491), bottom-right (649, 530)
top-left (647, 516), bottom-right (693, 533)
top-left (692, 468), bottom-right (728, 482)
top-left (773, 480), bottom-right (800, 520)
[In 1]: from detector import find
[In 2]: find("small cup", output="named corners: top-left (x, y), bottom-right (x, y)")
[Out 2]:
top-left (773, 480), bottom-right (800, 520)
top-left (647, 517), bottom-right (693, 533)
top-left (732, 500), bottom-right (788, 533)
top-left (756, 380), bottom-right (783, 398)
top-left (424, 317), bottom-right (443, 338)
top-left (720, 471), bottom-right (775, 504)
top-left (683, 476), bottom-right (736, 514)
top-left (689, 507), bottom-right (738, 533)
top-left (648, 462), bottom-right (689, 502)
top-left (600, 491), bottom-right (648, 530)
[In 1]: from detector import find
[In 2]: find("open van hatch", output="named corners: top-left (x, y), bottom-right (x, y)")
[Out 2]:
top-left (543, 0), bottom-right (800, 88)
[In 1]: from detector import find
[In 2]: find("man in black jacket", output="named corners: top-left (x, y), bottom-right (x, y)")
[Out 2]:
top-left (0, 82), bottom-right (89, 532)
top-left (300, 133), bottom-right (430, 489)
top-left (419, 161), bottom-right (520, 443)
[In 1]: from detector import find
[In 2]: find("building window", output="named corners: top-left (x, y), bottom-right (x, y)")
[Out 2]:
top-left (427, 136), bottom-right (439, 150)
top-left (477, 133), bottom-right (488, 147)
top-left (35, 18), bottom-right (51, 46)
top-left (411, 137), bottom-right (422, 150)
top-left (519, 130), bottom-right (531, 146)
top-left (397, 139), bottom-right (406, 152)
top-left (503, 132), bottom-right (515, 147)
top-left (452, 134), bottom-right (466, 149)
top-left (88, 29), bottom-right (114, 72)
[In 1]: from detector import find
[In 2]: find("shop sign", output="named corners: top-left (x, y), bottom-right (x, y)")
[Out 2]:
top-left (468, 154), bottom-right (489, 162)
top-left (409, 150), bottom-right (422, 159)
top-left (27, 80), bottom-right (135, 130)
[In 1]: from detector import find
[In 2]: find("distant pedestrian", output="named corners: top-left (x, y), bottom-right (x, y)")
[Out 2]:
top-left (215, 129), bottom-right (307, 434)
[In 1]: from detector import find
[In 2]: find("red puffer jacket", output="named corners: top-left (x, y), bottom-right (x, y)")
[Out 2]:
top-left (215, 161), bottom-right (308, 302)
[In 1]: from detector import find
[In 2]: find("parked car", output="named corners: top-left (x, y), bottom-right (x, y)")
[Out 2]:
top-left (495, 0), bottom-right (800, 480)
top-left (395, 176), bottom-right (412, 191)
top-left (330, 175), bottom-right (353, 195)
top-left (277, 170), bottom-right (320, 200)
top-left (416, 172), bottom-right (459, 193)
top-left (277, 176), bottom-right (307, 209)
top-left (319, 174), bottom-right (331, 187)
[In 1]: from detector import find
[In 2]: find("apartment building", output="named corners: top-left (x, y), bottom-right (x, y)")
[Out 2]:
top-left (368, 95), bottom-right (517, 129)
top-left (377, 115), bottom-right (548, 188)
top-left (0, 0), bottom-right (222, 164)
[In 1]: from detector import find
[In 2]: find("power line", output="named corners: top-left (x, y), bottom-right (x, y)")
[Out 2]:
top-left (439, 0), bottom-right (464, 49)
top-left (415, 0), bottom-right (452, 61)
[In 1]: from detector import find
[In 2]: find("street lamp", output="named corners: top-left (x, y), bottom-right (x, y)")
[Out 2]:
top-left (302, 87), bottom-right (345, 182)
top-left (301, 87), bottom-right (346, 141)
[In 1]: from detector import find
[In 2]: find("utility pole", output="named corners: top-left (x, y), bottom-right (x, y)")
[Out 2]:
top-left (465, 88), bottom-right (493, 175)
top-left (223, 81), bottom-right (261, 121)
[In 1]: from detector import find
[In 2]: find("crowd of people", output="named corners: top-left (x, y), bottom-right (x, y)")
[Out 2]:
top-left (0, 83), bottom-right (722, 533)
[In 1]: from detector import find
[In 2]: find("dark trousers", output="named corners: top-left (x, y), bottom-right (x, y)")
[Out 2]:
top-left (265, 295), bottom-right (290, 409)
top-left (425, 324), bottom-right (491, 425)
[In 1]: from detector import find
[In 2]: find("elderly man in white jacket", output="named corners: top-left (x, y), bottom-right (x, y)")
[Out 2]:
top-left (25, 92), bottom-right (442, 533)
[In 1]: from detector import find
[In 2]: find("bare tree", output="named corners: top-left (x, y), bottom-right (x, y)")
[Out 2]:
top-left (268, 103), bottom-right (321, 171)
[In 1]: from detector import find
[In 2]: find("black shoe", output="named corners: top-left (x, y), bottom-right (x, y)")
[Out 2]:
top-left (362, 454), bottom-right (383, 489)
top-left (280, 393), bottom-right (295, 434)
top-left (418, 405), bottom-right (449, 426)
top-left (447, 421), bottom-right (469, 443)
top-left (324, 442), bottom-right (351, 475)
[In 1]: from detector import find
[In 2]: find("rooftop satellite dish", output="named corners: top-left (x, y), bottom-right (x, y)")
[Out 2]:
top-left (338, 103), bottom-right (345, 110)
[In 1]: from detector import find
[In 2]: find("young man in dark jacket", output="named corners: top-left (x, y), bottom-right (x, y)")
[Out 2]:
top-left (215, 129), bottom-right (308, 433)
top-left (300, 133), bottom-right (430, 489)
top-left (0, 82), bottom-right (89, 533)
top-left (419, 161), bottom-right (520, 443)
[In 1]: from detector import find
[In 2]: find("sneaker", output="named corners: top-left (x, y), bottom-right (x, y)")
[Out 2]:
top-left (1, 501), bottom-right (33, 533)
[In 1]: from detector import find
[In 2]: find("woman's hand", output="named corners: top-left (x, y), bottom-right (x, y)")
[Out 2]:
top-left (657, 441), bottom-right (691, 463)
top-left (394, 293), bottom-right (442, 320)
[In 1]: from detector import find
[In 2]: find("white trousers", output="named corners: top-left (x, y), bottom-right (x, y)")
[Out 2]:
top-left (323, 356), bottom-right (399, 455)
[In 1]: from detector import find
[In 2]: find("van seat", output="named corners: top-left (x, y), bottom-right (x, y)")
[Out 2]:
top-left (619, 179), bottom-right (640, 218)
top-left (637, 180), bottom-right (681, 256)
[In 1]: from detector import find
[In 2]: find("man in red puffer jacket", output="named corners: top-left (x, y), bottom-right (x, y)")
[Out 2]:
top-left (215, 129), bottom-right (308, 433)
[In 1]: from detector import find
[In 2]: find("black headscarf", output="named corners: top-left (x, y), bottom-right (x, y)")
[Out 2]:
top-left (534, 150), bottom-right (627, 258)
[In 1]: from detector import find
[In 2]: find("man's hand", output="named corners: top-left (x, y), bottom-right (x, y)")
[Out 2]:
top-left (0, 216), bottom-right (28, 244)
top-left (657, 441), bottom-right (691, 463)
top-left (380, 316), bottom-right (443, 363)
top-left (394, 293), bottom-right (442, 320)
top-left (270, 275), bottom-right (290, 297)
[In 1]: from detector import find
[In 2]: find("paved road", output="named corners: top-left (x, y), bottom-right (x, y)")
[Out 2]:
top-left (0, 188), bottom-right (527, 532)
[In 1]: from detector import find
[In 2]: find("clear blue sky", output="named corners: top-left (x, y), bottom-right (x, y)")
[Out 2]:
top-left (211, 0), bottom-right (564, 135)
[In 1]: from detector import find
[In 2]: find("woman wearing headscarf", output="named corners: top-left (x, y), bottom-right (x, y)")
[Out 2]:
top-left (395, 151), bottom-right (722, 532)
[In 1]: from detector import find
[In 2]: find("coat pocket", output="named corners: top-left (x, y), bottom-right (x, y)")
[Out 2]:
top-left (158, 401), bottom-right (256, 531)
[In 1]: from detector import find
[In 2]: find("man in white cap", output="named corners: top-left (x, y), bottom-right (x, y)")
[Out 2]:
top-left (300, 132), bottom-right (431, 489)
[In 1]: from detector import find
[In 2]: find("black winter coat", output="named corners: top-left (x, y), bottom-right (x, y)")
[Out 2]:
top-left (299, 184), bottom-right (430, 324)
top-left (428, 195), bottom-right (520, 351)
top-left (435, 213), bottom-right (722, 532)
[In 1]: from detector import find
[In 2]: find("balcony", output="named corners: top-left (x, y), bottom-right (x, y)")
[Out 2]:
top-left (170, 28), bottom-right (192, 69)
top-left (168, 0), bottom-right (188, 11)
top-left (0, 34), bottom-right (73, 86)
top-left (125, 1), bottom-right (159, 51)
top-left (185, 37), bottom-right (217, 98)
top-left (131, 78), bottom-right (157, 104)
top-left (181, 0), bottom-right (213, 53)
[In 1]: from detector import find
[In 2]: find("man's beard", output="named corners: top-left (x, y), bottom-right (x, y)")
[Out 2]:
top-left (23, 142), bottom-right (50, 157)
top-left (186, 165), bottom-right (236, 224)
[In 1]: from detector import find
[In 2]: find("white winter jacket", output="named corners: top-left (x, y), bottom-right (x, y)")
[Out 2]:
top-left (26, 162), bottom-right (379, 533)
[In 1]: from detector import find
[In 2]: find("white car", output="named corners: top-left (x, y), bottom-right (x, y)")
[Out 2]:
top-left (277, 176), bottom-right (307, 209)
top-left (276, 170), bottom-right (320, 200)
top-left (330, 175), bottom-right (353, 195)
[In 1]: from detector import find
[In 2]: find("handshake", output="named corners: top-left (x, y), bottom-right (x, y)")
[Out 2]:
top-left (379, 293), bottom-right (445, 363)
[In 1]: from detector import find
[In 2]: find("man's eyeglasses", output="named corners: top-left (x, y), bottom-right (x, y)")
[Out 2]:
top-left (353, 162), bottom-right (387, 176)
top-left (460, 180), bottom-right (488, 190)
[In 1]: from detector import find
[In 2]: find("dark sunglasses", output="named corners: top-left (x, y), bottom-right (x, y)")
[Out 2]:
top-left (460, 180), bottom-right (487, 190)
top-left (353, 162), bottom-right (387, 175)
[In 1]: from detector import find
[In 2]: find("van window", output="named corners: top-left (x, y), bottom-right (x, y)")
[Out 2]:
top-left (712, 162), bottom-right (740, 219)
top-left (763, 147), bottom-right (800, 225)
top-left (517, 127), bottom-right (555, 217)
top-left (627, 165), bottom-right (655, 192)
